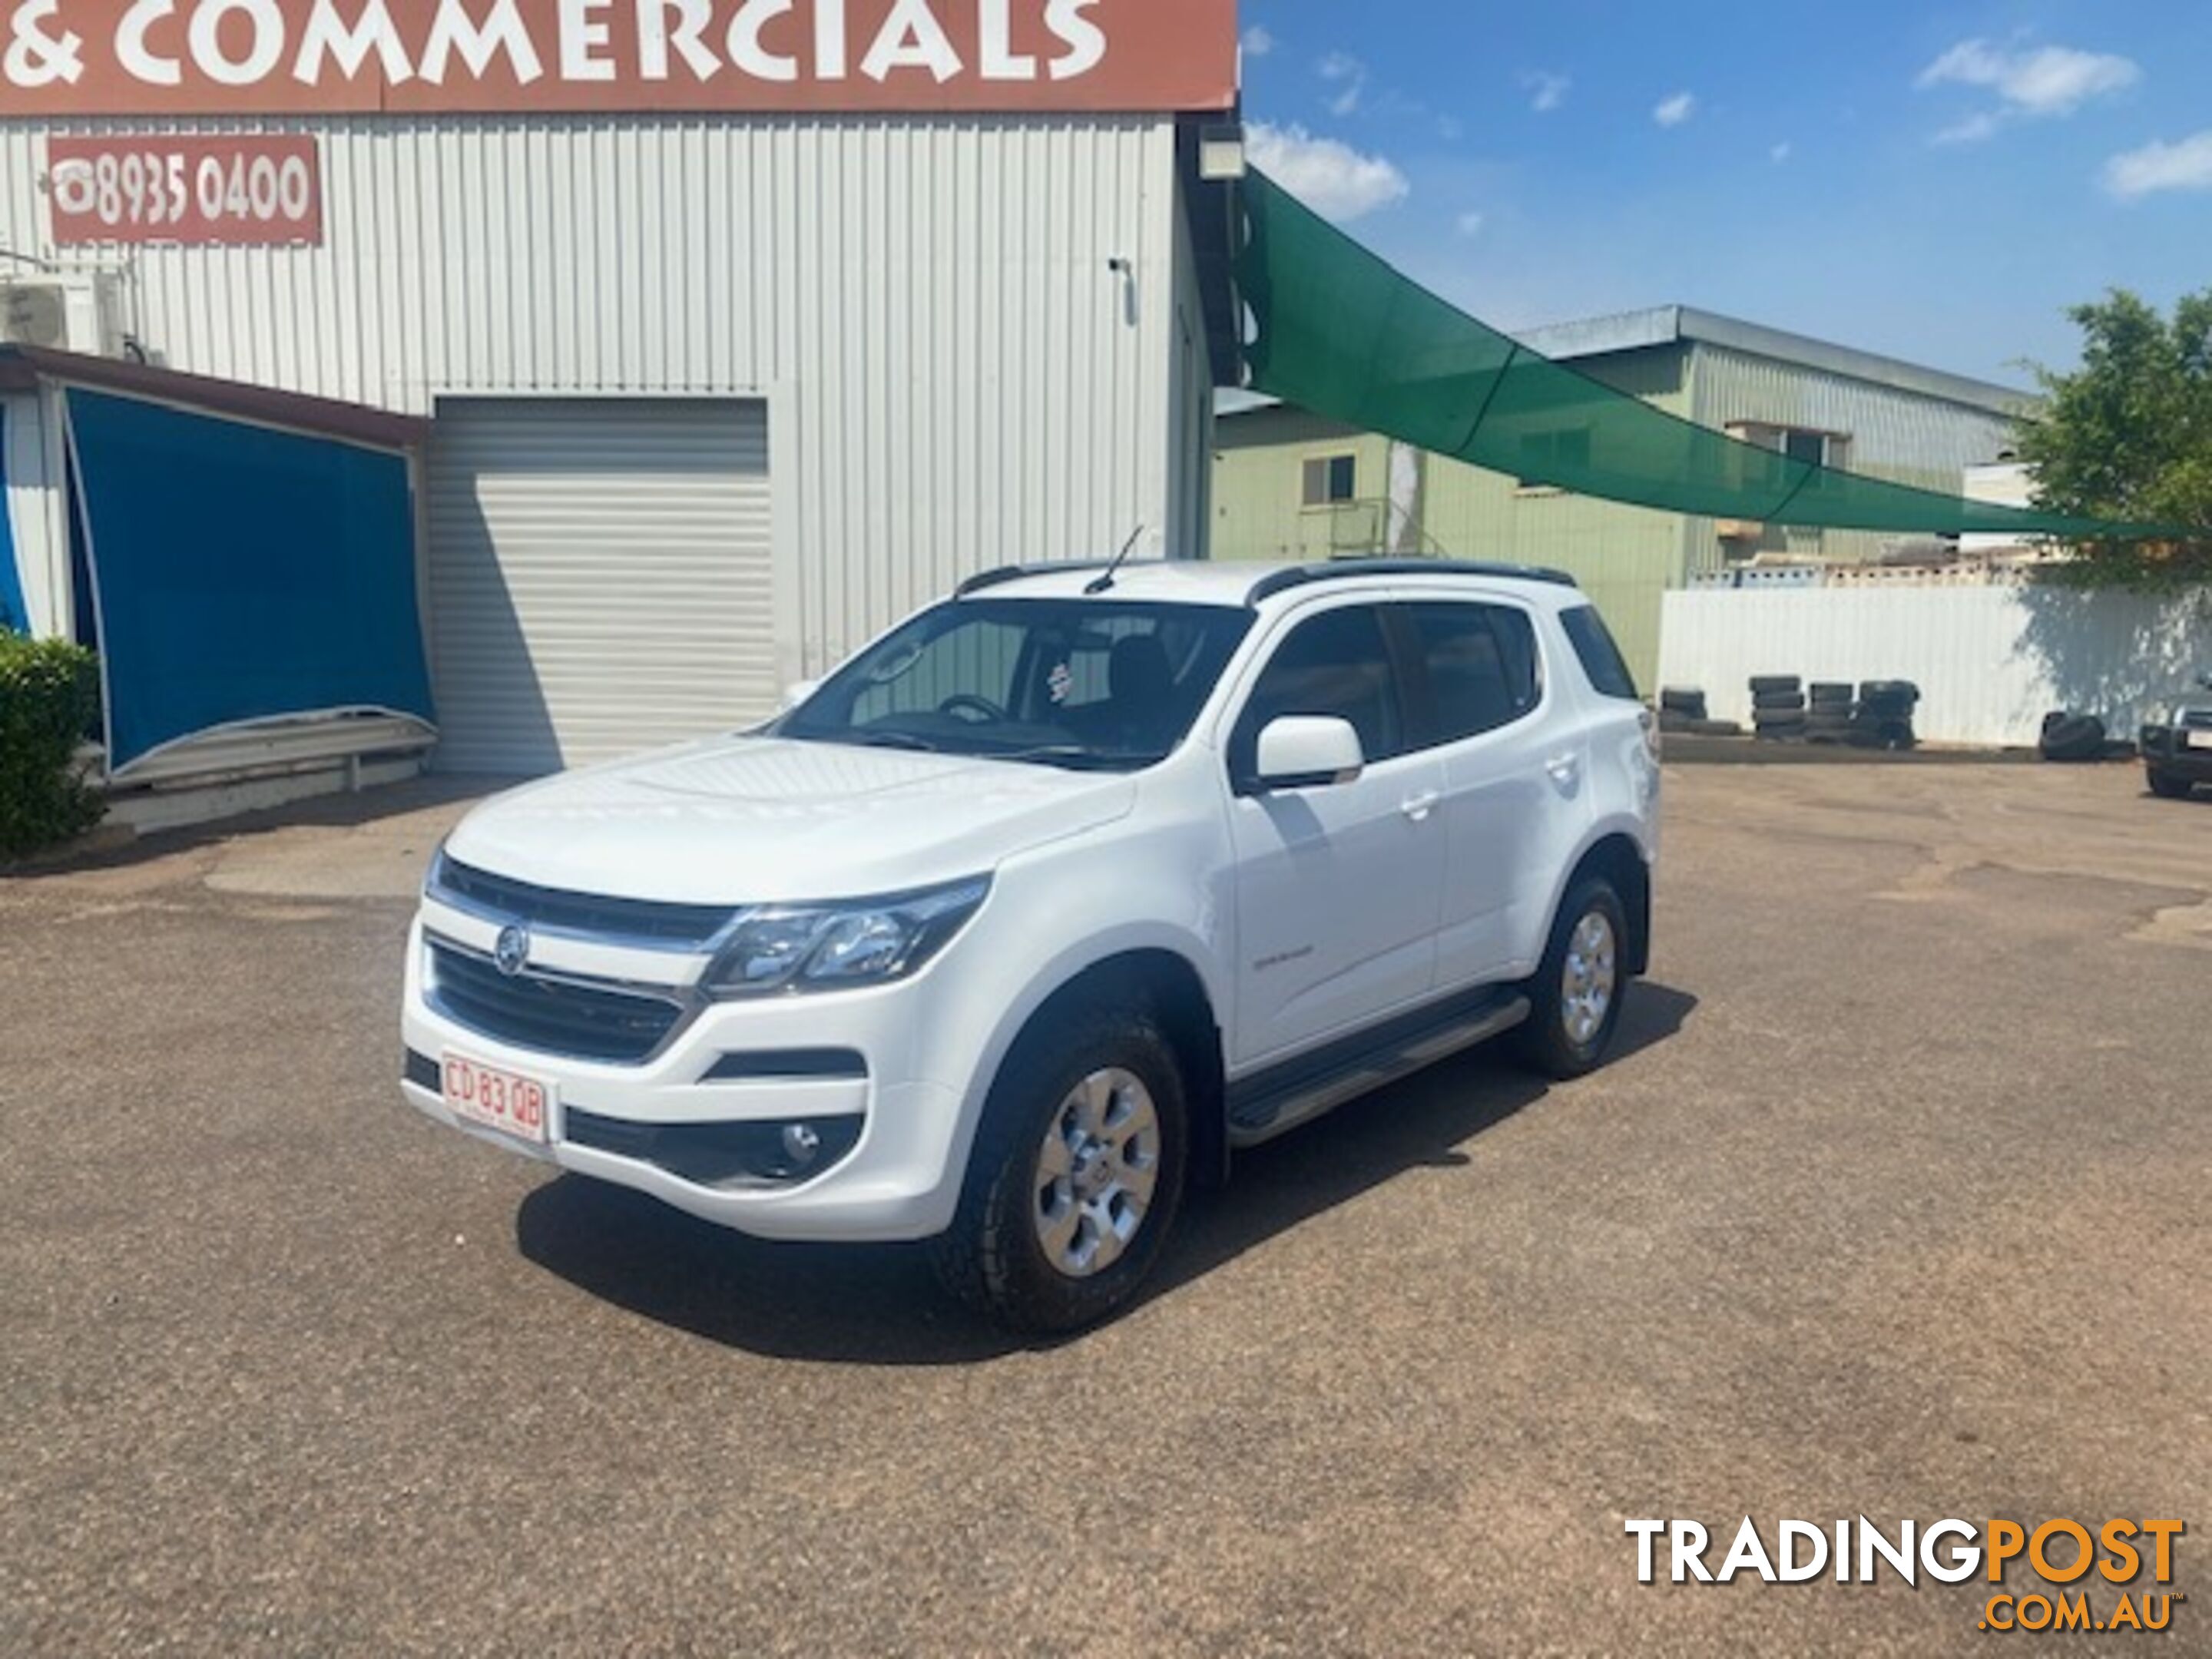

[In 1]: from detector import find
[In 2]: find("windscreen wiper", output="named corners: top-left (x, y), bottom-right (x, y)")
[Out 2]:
top-left (992, 746), bottom-right (1164, 772)
top-left (842, 731), bottom-right (943, 753)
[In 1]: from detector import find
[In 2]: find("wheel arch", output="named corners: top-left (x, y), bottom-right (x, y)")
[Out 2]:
top-left (1563, 832), bottom-right (1652, 977)
top-left (983, 948), bottom-right (1230, 1193)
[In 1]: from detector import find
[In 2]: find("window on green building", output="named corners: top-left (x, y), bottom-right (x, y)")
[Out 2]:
top-left (1783, 429), bottom-right (1830, 469)
top-left (1301, 453), bottom-right (1358, 508)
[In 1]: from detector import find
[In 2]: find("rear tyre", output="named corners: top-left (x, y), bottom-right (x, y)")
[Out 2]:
top-left (2147, 768), bottom-right (2197, 800)
top-left (1513, 879), bottom-right (1631, 1081)
top-left (932, 999), bottom-right (1189, 1334)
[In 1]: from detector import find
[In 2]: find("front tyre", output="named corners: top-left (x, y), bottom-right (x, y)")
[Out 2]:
top-left (2147, 768), bottom-right (2197, 801)
top-left (1513, 878), bottom-right (1631, 1080)
top-left (932, 1001), bottom-right (1188, 1334)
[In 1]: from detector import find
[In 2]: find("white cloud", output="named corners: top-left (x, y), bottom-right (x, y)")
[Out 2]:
top-left (1455, 211), bottom-right (1486, 238)
top-left (1916, 38), bottom-right (2140, 141)
top-left (1770, 141), bottom-right (1793, 164)
top-left (1241, 25), bottom-right (1274, 59)
top-left (2104, 131), bottom-right (2212, 199)
top-left (1653, 91), bottom-right (1697, 128)
top-left (1521, 71), bottom-right (1571, 114)
top-left (1934, 111), bottom-right (2002, 145)
top-left (1318, 51), bottom-right (1367, 118)
top-left (1247, 123), bottom-right (1410, 222)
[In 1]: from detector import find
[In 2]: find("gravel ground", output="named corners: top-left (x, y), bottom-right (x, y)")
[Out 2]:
top-left (2, 762), bottom-right (2206, 1657)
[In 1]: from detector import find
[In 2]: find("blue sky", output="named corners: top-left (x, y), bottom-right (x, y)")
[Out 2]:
top-left (1237, 1), bottom-right (2212, 390)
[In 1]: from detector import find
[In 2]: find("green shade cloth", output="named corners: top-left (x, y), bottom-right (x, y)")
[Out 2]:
top-left (1237, 171), bottom-right (2175, 541)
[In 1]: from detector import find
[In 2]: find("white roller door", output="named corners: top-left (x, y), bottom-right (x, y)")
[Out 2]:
top-left (426, 398), bottom-right (775, 773)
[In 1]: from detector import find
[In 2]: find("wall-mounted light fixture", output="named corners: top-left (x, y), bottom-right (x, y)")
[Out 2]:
top-left (1198, 126), bottom-right (1247, 181)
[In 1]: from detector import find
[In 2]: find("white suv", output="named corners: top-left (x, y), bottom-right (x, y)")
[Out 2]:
top-left (401, 560), bottom-right (1661, 1330)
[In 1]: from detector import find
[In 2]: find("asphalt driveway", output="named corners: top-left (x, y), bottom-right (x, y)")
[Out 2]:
top-left (2, 762), bottom-right (2206, 1655)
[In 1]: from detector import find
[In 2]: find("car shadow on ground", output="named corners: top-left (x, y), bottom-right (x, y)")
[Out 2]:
top-left (515, 982), bottom-right (1700, 1366)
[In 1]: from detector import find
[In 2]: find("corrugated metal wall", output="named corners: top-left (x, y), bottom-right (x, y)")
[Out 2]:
top-left (1686, 344), bottom-right (2022, 571)
top-left (1659, 584), bottom-right (2210, 747)
top-left (0, 113), bottom-right (1187, 680)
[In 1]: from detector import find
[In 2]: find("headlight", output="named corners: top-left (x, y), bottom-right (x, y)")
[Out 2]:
top-left (700, 877), bottom-right (991, 998)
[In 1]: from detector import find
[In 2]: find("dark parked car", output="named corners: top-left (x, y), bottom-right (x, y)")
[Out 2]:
top-left (2140, 674), bottom-right (2212, 800)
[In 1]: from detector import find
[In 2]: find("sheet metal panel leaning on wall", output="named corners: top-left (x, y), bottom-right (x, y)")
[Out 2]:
top-left (0, 0), bottom-right (1238, 116)
top-left (65, 387), bottom-right (435, 776)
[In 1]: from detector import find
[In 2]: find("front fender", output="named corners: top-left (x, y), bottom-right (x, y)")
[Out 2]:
top-left (911, 846), bottom-right (1233, 1193)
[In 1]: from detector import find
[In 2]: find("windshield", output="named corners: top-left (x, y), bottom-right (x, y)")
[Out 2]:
top-left (777, 598), bottom-right (1253, 770)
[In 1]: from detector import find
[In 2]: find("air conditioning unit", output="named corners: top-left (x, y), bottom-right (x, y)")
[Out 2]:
top-left (0, 272), bottom-right (126, 357)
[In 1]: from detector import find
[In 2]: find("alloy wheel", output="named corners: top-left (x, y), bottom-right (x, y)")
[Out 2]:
top-left (1032, 1068), bottom-right (1161, 1279)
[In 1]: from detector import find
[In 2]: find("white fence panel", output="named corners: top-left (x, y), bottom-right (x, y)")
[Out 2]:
top-left (1658, 585), bottom-right (2210, 747)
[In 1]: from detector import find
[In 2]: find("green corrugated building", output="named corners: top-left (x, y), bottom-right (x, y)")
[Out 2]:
top-left (1209, 306), bottom-right (2030, 685)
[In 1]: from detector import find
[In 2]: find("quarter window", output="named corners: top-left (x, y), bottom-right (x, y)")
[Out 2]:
top-left (1402, 603), bottom-right (1542, 744)
top-left (1559, 605), bottom-right (1641, 701)
top-left (1234, 605), bottom-right (1406, 777)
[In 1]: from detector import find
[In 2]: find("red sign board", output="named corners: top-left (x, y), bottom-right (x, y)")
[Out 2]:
top-left (48, 136), bottom-right (323, 247)
top-left (0, 1), bottom-right (1237, 117)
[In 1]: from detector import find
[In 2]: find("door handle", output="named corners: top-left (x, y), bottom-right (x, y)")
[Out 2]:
top-left (1399, 790), bottom-right (1441, 823)
top-left (1545, 752), bottom-right (1581, 786)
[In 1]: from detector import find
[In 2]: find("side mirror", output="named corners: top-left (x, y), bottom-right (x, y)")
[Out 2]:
top-left (1253, 716), bottom-right (1365, 792)
top-left (782, 680), bottom-right (823, 713)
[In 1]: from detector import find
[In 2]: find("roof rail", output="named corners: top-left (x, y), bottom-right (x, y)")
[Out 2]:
top-left (955, 559), bottom-right (1156, 598)
top-left (1245, 558), bottom-right (1581, 605)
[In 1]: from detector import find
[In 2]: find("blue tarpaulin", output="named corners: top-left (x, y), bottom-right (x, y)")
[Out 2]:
top-left (66, 388), bottom-right (434, 774)
top-left (0, 402), bottom-right (26, 634)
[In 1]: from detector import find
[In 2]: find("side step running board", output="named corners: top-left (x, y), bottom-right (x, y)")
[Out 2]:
top-left (1226, 988), bottom-right (1532, 1150)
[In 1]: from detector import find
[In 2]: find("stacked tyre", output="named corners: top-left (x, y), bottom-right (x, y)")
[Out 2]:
top-left (1658, 687), bottom-right (1707, 736)
top-left (1856, 680), bottom-right (1920, 750)
top-left (2038, 711), bottom-right (2107, 763)
top-left (1750, 675), bottom-right (1807, 742)
top-left (1806, 682), bottom-right (1856, 745)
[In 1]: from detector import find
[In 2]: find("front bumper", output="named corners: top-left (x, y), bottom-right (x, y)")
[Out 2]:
top-left (2140, 724), bottom-right (2212, 781)
top-left (399, 913), bottom-right (969, 1243)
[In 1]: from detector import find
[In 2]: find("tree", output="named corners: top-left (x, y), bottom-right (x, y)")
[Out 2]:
top-left (2018, 289), bottom-right (2212, 588)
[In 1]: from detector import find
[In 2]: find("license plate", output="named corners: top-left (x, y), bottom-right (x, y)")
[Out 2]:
top-left (2188, 731), bottom-right (2212, 752)
top-left (442, 1052), bottom-right (551, 1147)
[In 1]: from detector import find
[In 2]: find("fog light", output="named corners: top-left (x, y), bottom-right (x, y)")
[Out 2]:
top-left (780, 1122), bottom-right (823, 1167)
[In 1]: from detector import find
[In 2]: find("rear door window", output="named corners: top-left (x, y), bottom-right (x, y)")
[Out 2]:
top-left (1399, 602), bottom-right (1543, 747)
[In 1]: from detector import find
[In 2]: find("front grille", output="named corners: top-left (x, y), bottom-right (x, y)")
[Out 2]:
top-left (432, 856), bottom-right (735, 949)
top-left (2184, 710), bottom-right (2212, 731)
top-left (427, 940), bottom-right (686, 1064)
